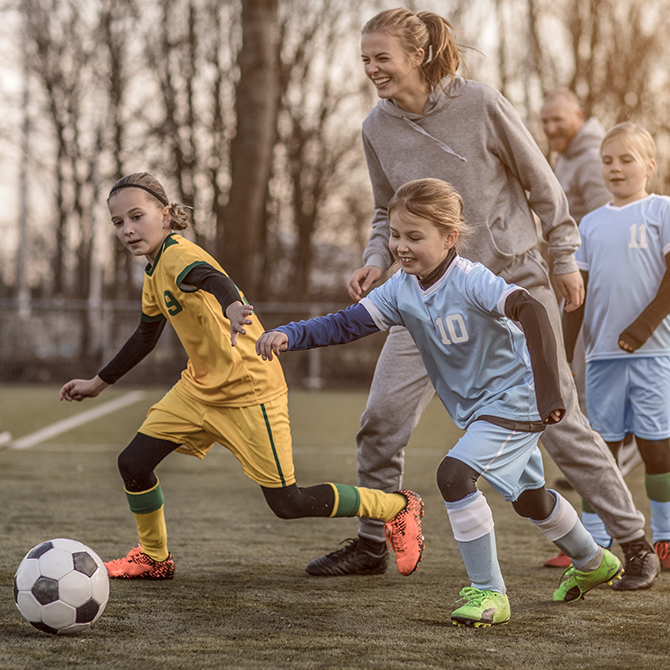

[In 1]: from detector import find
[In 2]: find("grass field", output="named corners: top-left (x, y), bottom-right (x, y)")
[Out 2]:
top-left (0, 384), bottom-right (668, 669)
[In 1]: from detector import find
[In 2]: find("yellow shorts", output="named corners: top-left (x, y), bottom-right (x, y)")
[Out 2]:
top-left (138, 383), bottom-right (296, 488)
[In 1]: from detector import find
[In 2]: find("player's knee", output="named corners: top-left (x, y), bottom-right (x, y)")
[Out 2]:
top-left (512, 487), bottom-right (556, 520)
top-left (117, 446), bottom-right (152, 492)
top-left (117, 448), bottom-right (136, 481)
top-left (637, 437), bottom-right (670, 474)
top-left (262, 485), bottom-right (302, 519)
top-left (436, 456), bottom-right (478, 503)
top-left (267, 500), bottom-right (296, 519)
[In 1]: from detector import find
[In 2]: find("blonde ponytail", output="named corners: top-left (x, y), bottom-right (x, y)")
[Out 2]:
top-left (362, 9), bottom-right (462, 89)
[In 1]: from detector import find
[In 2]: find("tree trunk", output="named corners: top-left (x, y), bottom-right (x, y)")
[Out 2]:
top-left (218, 0), bottom-right (280, 296)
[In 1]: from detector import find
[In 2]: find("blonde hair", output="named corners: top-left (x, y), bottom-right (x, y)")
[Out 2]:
top-left (108, 172), bottom-right (190, 231)
top-left (388, 178), bottom-right (469, 252)
top-left (601, 122), bottom-right (656, 168)
top-left (362, 8), bottom-right (461, 89)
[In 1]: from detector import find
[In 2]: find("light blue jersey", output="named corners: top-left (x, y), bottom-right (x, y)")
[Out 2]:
top-left (576, 194), bottom-right (670, 361)
top-left (360, 256), bottom-right (539, 430)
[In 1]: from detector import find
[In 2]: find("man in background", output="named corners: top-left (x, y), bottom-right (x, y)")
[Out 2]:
top-left (541, 87), bottom-right (611, 226)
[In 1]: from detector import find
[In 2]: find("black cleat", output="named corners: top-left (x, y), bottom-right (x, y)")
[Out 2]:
top-left (305, 537), bottom-right (388, 577)
top-left (611, 537), bottom-right (661, 591)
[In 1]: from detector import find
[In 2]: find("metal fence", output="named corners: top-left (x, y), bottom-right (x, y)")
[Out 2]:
top-left (0, 300), bottom-right (386, 390)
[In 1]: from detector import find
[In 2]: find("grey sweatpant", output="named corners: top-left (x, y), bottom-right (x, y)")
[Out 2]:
top-left (356, 248), bottom-right (645, 545)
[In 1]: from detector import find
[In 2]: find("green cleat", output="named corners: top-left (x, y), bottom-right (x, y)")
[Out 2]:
top-left (552, 549), bottom-right (623, 602)
top-left (451, 587), bottom-right (510, 628)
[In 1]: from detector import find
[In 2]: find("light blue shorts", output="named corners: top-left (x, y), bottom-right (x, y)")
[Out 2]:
top-left (446, 420), bottom-right (545, 502)
top-left (586, 357), bottom-right (670, 442)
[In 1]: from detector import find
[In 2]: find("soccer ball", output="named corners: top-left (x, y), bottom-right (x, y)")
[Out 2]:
top-left (14, 538), bottom-right (110, 635)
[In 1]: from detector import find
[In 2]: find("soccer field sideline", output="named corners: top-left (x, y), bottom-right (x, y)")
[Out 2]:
top-left (8, 391), bottom-right (148, 450)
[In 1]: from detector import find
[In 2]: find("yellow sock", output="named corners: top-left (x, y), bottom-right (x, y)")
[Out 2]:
top-left (125, 481), bottom-right (169, 562)
top-left (358, 488), bottom-right (406, 522)
top-left (133, 507), bottom-right (169, 562)
top-left (327, 483), bottom-right (405, 521)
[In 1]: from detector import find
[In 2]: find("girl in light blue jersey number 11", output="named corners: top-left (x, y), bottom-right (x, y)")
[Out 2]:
top-left (257, 178), bottom-right (624, 627)
top-left (564, 123), bottom-right (670, 571)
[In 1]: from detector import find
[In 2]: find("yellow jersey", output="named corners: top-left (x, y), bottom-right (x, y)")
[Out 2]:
top-left (141, 233), bottom-right (286, 407)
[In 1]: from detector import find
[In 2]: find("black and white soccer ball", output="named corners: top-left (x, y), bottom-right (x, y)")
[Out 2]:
top-left (14, 538), bottom-right (110, 635)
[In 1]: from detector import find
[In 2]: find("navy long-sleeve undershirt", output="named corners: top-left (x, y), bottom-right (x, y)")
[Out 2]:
top-left (275, 303), bottom-right (380, 350)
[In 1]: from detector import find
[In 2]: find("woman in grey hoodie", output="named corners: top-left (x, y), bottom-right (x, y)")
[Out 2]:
top-left (304, 6), bottom-right (660, 590)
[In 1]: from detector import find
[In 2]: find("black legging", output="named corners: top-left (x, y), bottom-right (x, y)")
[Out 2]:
top-left (117, 433), bottom-right (179, 492)
top-left (261, 484), bottom-right (335, 519)
top-left (118, 432), bottom-right (337, 519)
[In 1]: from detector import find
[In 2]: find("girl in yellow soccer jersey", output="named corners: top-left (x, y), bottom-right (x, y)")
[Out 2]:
top-left (59, 172), bottom-right (423, 580)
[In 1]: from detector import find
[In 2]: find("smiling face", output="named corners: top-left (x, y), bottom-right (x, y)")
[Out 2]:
top-left (361, 31), bottom-right (428, 113)
top-left (109, 188), bottom-right (171, 263)
top-left (601, 135), bottom-right (655, 207)
top-left (389, 209), bottom-right (457, 279)
top-left (540, 95), bottom-right (584, 153)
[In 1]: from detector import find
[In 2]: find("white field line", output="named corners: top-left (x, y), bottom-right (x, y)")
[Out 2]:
top-left (9, 391), bottom-right (147, 450)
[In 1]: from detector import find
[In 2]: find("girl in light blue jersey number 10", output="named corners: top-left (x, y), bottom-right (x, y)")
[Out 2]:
top-left (565, 123), bottom-right (670, 571)
top-left (257, 178), bottom-right (624, 627)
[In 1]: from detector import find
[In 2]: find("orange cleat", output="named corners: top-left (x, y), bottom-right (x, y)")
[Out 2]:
top-left (105, 546), bottom-right (175, 579)
top-left (384, 489), bottom-right (425, 576)
top-left (544, 551), bottom-right (572, 568)
top-left (655, 540), bottom-right (670, 570)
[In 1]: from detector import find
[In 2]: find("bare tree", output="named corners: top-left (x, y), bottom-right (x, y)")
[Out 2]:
top-left (217, 0), bottom-right (280, 295)
top-left (25, 0), bottom-right (104, 300)
top-left (271, 0), bottom-right (368, 300)
top-left (100, 0), bottom-right (139, 299)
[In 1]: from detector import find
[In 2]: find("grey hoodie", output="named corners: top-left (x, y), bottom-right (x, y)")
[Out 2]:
top-left (554, 117), bottom-right (611, 225)
top-left (361, 77), bottom-right (580, 276)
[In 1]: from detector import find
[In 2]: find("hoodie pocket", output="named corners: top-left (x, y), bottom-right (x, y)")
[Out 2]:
top-left (460, 219), bottom-right (517, 275)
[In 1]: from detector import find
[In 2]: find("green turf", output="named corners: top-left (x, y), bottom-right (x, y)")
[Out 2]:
top-left (0, 385), bottom-right (667, 669)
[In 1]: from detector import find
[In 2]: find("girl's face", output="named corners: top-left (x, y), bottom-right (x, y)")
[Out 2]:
top-left (109, 188), bottom-right (171, 263)
top-left (601, 136), bottom-right (655, 207)
top-left (389, 210), bottom-right (457, 279)
top-left (361, 31), bottom-right (426, 106)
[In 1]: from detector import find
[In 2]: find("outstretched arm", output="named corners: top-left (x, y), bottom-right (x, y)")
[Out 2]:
top-left (618, 253), bottom-right (670, 353)
top-left (98, 317), bottom-right (166, 384)
top-left (59, 316), bottom-right (165, 401)
top-left (504, 290), bottom-right (565, 424)
top-left (256, 303), bottom-right (380, 361)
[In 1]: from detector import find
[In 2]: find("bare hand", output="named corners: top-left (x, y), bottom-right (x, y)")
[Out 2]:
top-left (554, 271), bottom-right (584, 312)
top-left (59, 375), bottom-right (108, 402)
top-left (618, 338), bottom-right (634, 353)
top-left (544, 409), bottom-right (565, 424)
top-left (226, 301), bottom-right (254, 346)
top-left (256, 331), bottom-right (289, 361)
top-left (347, 266), bottom-right (383, 302)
